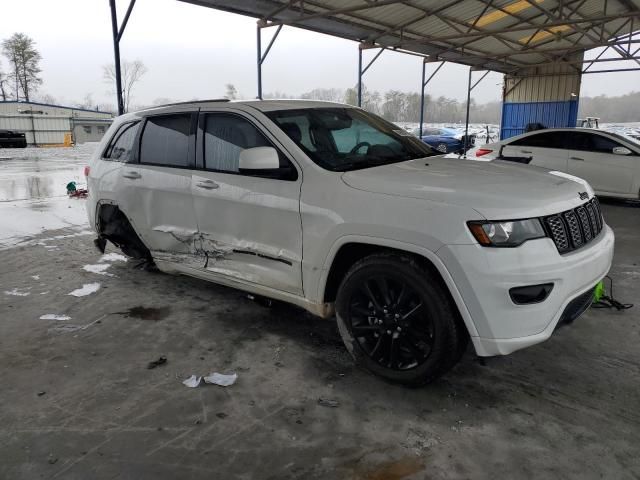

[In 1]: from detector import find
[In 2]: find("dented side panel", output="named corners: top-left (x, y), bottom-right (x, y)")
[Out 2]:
top-left (190, 171), bottom-right (303, 296)
top-left (122, 165), bottom-right (199, 259)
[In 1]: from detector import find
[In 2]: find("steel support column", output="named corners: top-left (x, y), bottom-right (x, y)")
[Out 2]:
top-left (257, 22), bottom-right (283, 100)
top-left (109, 0), bottom-right (125, 115)
top-left (357, 47), bottom-right (363, 107)
top-left (109, 0), bottom-right (136, 115)
top-left (357, 44), bottom-right (386, 108)
top-left (419, 60), bottom-right (444, 138)
top-left (464, 67), bottom-right (472, 155)
top-left (463, 68), bottom-right (489, 156)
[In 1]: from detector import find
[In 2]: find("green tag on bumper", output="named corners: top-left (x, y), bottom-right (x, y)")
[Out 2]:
top-left (594, 281), bottom-right (605, 303)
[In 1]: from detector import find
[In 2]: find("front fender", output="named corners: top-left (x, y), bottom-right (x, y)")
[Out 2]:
top-left (315, 234), bottom-right (480, 338)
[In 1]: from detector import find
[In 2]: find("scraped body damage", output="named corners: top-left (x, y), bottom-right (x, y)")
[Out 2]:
top-left (189, 171), bottom-right (303, 295)
top-left (108, 166), bottom-right (304, 296)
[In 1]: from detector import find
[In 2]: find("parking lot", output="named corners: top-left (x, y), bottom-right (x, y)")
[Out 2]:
top-left (1, 146), bottom-right (639, 479)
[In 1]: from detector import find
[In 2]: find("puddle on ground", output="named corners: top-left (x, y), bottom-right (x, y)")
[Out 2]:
top-left (122, 306), bottom-right (171, 321)
top-left (358, 457), bottom-right (425, 480)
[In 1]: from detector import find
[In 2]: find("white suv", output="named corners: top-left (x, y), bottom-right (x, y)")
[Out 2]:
top-left (87, 100), bottom-right (614, 386)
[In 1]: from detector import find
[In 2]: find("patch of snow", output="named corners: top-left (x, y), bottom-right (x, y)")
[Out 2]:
top-left (40, 291), bottom-right (49, 295)
top-left (82, 264), bottom-right (113, 276)
top-left (99, 252), bottom-right (128, 263)
top-left (68, 283), bottom-right (101, 297)
top-left (40, 314), bottom-right (71, 321)
top-left (31, 275), bottom-right (40, 280)
top-left (4, 288), bottom-right (31, 297)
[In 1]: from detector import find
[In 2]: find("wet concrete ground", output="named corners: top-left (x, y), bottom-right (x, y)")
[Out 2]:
top-left (0, 145), bottom-right (91, 248)
top-left (0, 147), bottom-right (639, 479)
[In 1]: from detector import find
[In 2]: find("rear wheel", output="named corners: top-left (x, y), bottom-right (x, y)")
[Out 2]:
top-left (436, 142), bottom-right (448, 153)
top-left (335, 253), bottom-right (467, 386)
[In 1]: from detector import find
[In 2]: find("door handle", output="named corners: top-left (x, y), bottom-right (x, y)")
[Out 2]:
top-left (570, 156), bottom-right (584, 161)
top-left (520, 150), bottom-right (532, 154)
top-left (122, 171), bottom-right (141, 179)
top-left (196, 179), bottom-right (219, 190)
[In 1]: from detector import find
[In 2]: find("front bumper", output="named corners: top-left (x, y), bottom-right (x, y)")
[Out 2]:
top-left (437, 224), bottom-right (614, 356)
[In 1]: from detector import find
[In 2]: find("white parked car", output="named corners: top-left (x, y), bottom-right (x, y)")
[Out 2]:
top-left (86, 100), bottom-right (614, 386)
top-left (470, 128), bottom-right (640, 200)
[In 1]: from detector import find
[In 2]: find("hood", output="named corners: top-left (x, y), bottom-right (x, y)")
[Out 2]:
top-left (341, 157), bottom-right (594, 219)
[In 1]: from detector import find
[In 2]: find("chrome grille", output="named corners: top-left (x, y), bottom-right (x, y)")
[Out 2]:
top-left (544, 198), bottom-right (604, 253)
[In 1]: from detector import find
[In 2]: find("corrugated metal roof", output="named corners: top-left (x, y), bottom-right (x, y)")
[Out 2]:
top-left (178, 0), bottom-right (640, 73)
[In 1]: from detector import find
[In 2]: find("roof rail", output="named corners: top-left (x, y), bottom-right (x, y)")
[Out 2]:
top-left (152, 98), bottom-right (231, 108)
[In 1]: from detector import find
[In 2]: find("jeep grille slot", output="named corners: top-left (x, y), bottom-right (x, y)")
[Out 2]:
top-left (544, 198), bottom-right (604, 254)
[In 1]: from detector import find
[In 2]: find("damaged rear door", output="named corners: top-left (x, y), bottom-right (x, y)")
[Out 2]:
top-left (122, 111), bottom-right (200, 265)
top-left (190, 110), bottom-right (303, 295)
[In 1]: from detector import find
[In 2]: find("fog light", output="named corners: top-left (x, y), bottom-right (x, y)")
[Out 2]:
top-left (509, 283), bottom-right (554, 305)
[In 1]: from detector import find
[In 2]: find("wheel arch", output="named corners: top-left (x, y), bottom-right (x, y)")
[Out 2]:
top-left (94, 201), bottom-right (151, 259)
top-left (318, 236), bottom-right (479, 338)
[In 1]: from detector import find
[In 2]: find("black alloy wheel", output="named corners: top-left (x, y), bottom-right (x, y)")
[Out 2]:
top-left (348, 274), bottom-right (434, 371)
top-left (335, 253), bottom-right (468, 386)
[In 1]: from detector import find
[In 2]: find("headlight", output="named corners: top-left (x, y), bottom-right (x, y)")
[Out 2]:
top-left (467, 219), bottom-right (546, 247)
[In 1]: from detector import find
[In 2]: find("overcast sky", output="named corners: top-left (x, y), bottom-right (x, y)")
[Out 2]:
top-left (1, 0), bottom-right (638, 108)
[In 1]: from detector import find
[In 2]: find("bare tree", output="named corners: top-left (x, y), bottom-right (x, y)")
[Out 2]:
top-left (224, 84), bottom-right (237, 100)
top-left (1, 33), bottom-right (43, 102)
top-left (76, 93), bottom-right (93, 110)
top-left (0, 61), bottom-right (8, 101)
top-left (38, 93), bottom-right (57, 105)
top-left (103, 59), bottom-right (148, 113)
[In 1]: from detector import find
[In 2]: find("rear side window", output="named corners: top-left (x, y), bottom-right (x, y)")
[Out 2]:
top-left (104, 121), bottom-right (139, 161)
top-left (140, 114), bottom-right (191, 167)
top-left (511, 131), bottom-right (566, 149)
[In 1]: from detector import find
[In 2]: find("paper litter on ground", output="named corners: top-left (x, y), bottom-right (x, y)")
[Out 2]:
top-left (182, 375), bottom-right (202, 388)
top-left (204, 372), bottom-right (238, 387)
top-left (68, 282), bottom-right (101, 297)
top-left (4, 288), bottom-right (31, 297)
top-left (182, 372), bottom-right (238, 388)
top-left (82, 264), bottom-right (113, 276)
top-left (99, 252), bottom-right (128, 262)
top-left (40, 314), bottom-right (71, 321)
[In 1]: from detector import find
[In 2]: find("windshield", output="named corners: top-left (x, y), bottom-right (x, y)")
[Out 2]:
top-left (602, 129), bottom-right (640, 147)
top-left (266, 107), bottom-right (436, 171)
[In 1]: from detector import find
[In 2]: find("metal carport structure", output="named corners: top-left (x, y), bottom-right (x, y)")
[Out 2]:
top-left (107, 0), bottom-right (640, 140)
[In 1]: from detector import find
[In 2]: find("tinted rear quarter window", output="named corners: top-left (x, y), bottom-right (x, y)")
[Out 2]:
top-left (511, 131), bottom-right (566, 149)
top-left (104, 121), bottom-right (139, 161)
top-left (140, 114), bottom-right (191, 167)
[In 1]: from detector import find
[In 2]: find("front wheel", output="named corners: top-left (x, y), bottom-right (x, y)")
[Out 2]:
top-left (335, 253), bottom-right (467, 386)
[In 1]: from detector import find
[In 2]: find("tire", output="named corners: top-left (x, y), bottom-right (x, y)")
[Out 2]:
top-left (335, 253), bottom-right (467, 386)
top-left (436, 143), bottom-right (448, 153)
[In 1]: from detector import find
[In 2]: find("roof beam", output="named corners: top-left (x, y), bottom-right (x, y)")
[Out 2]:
top-left (398, 12), bottom-right (640, 43)
top-left (268, 0), bottom-right (525, 69)
top-left (264, 0), bottom-right (407, 26)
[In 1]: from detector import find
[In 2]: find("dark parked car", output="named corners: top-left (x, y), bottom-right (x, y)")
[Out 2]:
top-left (411, 127), bottom-right (475, 154)
top-left (0, 130), bottom-right (27, 148)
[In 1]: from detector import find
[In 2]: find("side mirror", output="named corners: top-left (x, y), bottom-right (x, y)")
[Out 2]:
top-left (239, 146), bottom-right (279, 170)
top-left (612, 146), bottom-right (632, 156)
